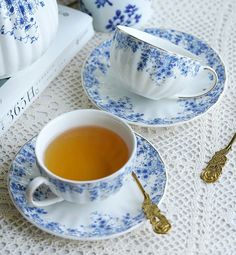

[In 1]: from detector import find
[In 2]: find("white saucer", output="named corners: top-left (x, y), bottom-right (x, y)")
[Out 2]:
top-left (8, 134), bottom-right (166, 240)
top-left (82, 28), bottom-right (226, 127)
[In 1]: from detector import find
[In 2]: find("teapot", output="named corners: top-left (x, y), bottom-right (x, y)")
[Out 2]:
top-left (0, 0), bottom-right (58, 79)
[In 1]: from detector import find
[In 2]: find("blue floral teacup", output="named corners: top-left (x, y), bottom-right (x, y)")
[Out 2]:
top-left (109, 26), bottom-right (218, 100)
top-left (26, 109), bottom-right (136, 206)
top-left (78, 0), bottom-right (152, 32)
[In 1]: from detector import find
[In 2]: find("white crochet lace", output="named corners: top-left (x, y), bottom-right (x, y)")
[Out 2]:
top-left (0, 0), bottom-right (236, 254)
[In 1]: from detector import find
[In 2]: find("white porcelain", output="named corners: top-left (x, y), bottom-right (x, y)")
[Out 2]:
top-left (0, 0), bottom-right (58, 79)
top-left (79, 0), bottom-right (152, 33)
top-left (110, 26), bottom-right (218, 100)
top-left (26, 109), bottom-right (137, 206)
top-left (8, 134), bottom-right (166, 240)
top-left (82, 28), bottom-right (226, 127)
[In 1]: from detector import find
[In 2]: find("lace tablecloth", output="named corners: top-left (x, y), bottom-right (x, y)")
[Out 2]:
top-left (1, 0), bottom-right (236, 254)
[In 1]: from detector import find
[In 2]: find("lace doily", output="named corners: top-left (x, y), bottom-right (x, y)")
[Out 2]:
top-left (1, 0), bottom-right (236, 254)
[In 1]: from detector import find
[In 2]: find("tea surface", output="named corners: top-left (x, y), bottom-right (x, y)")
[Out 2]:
top-left (44, 126), bottom-right (129, 181)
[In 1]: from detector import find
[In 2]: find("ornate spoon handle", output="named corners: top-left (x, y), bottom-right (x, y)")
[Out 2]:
top-left (200, 133), bottom-right (236, 183)
top-left (132, 172), bottom-right (171, 234)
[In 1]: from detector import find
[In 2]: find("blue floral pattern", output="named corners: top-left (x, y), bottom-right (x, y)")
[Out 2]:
top-left (0, 0), bottom-right (45, 43)
top-left (47, 163), bottom-right (133, 202)
top-left (113, 29), bottom-right (203, 85)
top-left (106, 4), bottom-right (142, 32)
top-left (95, 0), bottom-right (113, 8)
top-left (8, 134), bottom-right (166, 239)
top-left (82, 28), bottom-right (226, 126)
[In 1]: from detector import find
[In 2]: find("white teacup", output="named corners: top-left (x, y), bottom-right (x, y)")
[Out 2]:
top-left (26, 109), bottom-right (136, 206)
top-left (109, 26), bottom-right (218, 100)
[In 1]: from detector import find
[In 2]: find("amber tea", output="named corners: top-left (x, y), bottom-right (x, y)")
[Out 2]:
top-left (44, 126), bottom-right (129, 181)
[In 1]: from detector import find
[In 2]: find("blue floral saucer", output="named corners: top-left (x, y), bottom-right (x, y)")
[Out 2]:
top-left (8, 134), bottom-right (166, 240)
top-left (82, 28), bottom-right (226, 127)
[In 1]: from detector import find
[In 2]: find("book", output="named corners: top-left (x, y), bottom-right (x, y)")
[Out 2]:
top-left (0, 5), bottom-right (94, 136)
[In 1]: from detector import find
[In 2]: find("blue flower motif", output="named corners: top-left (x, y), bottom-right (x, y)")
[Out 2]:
top-left (67, 228), bottom-right (80, 236)
top-left (105, 4), bottom-right (141, 32)
top-left (45, 222), bottom-right (63, 234)
top-left (95, 0), bottom-right (113, 8)
top-left (47, 164), bottom-right (130, 202)
top-left (114, 30), bottom-right (140, 53)
top-left (0, 0), bottom-right (45, 43)
top-left (90, 189), bottom-right (98, 201)
top-left (106, 9), bottom-right (125, 32)
top-left (124, 4), bottom-right (139, 19)
top-left (10, 182), bottom-right (25, 192)
top-left (11, 164), bottom-right (26, 177)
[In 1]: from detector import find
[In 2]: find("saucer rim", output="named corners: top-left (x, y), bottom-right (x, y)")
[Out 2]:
top-left (7, 133), bottom-right (167, 241)
top-left (81, 28), bottom-right (227, 128)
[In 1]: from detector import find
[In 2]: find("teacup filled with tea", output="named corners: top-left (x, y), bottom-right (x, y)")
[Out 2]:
top-left (26, 109), bottom-right (136, 206)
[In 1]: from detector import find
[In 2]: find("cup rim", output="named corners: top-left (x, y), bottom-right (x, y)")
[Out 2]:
top-left (35, 109), bottom-right (137, 184)
top-left (116, 25), bottom-right (201, 62)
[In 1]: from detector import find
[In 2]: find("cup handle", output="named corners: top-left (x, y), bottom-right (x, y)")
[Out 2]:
top-left (26, 176), bottom-right (64, 207)
top-left (178, 66), bottom-right (218, 99)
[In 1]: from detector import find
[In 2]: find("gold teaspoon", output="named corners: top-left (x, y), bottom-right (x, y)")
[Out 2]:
top-left (132, 172), bottom-right (171, 234)
top-left (200, 133), bottom-right (236, 183)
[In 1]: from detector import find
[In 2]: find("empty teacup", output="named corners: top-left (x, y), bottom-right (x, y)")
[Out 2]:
top-left (26, 109), bottom-right (136, 206)
top-left (109, 26), bottom-right (218, 100)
